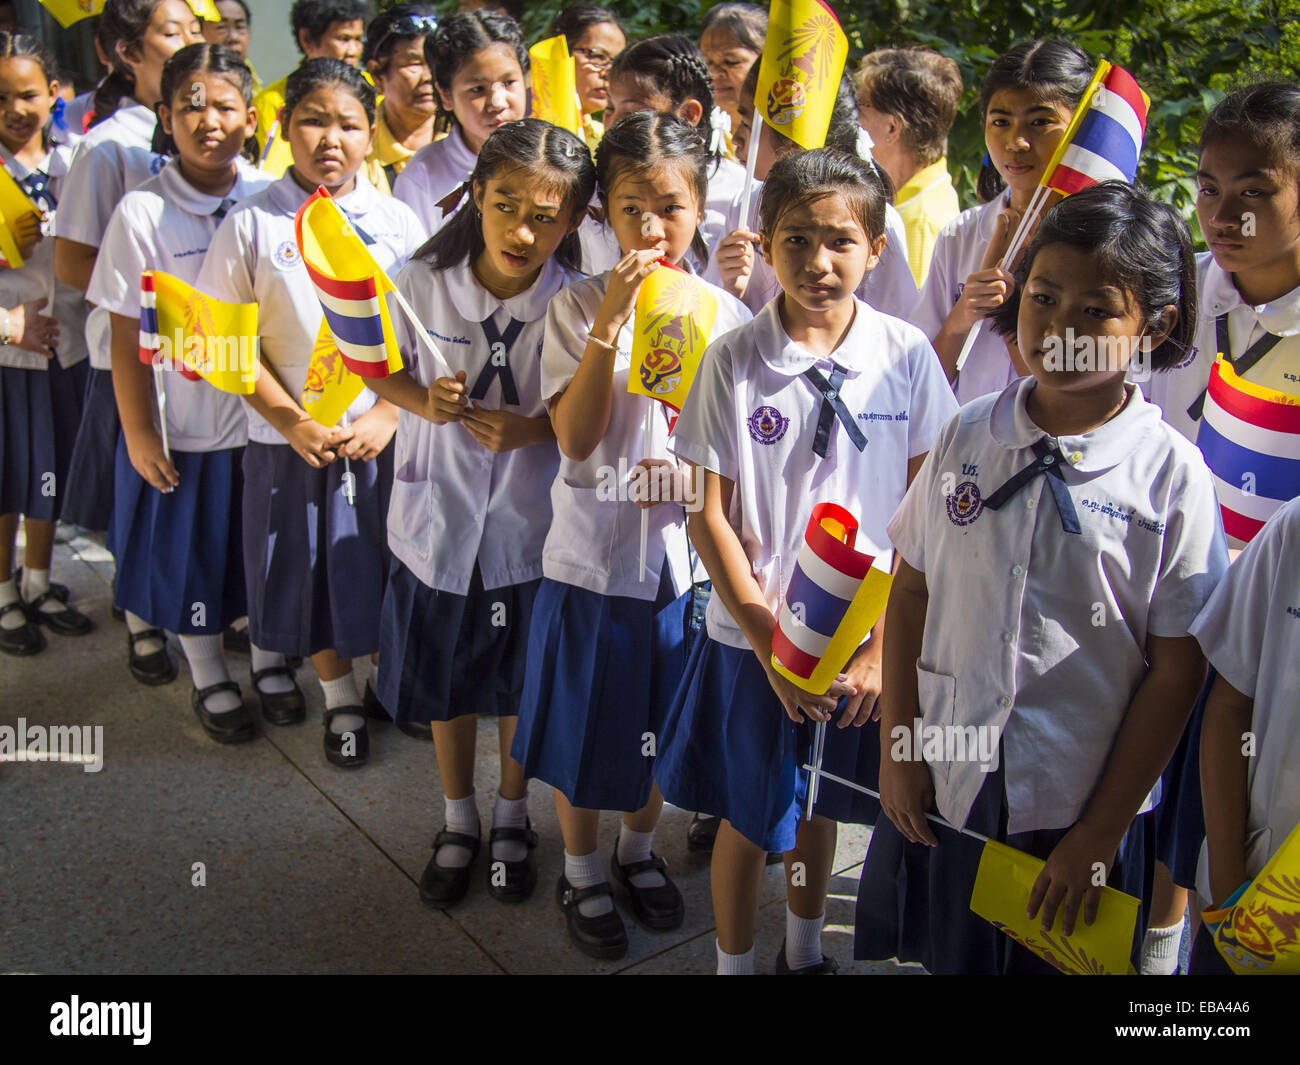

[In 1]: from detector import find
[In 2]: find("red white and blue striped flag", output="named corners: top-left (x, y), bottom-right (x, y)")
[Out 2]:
top-left (1197, 359), bottom-right (1300, 547)
top-left (1043, 61), bottom-right (1150, 196)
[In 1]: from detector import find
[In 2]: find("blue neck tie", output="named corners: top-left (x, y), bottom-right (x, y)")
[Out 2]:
top-left (470, 317), bottom-right (523, 405)
top-left (803, 362), bottom-right (867, 458)
top-left (20, 170), bottom-right (56, 214)
top-left (983, 437), bottom-right (1081, 534)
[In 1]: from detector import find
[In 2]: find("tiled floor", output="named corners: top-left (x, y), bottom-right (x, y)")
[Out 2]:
top-left (1, 536), bottom-right (923, 975)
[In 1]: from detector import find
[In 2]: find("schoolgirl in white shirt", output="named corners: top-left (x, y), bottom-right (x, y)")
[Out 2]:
top-left (911, 40), bottom-right (1094, 404)
top-left (0, 33), bottom-right (93, 657)
top-left (53, 0), bottom-right (201, 539)
top-left (392, 10), bottom-right (528, 239)
top-left (712, 64), bottom-right (918, 323)
top-left (858, 183), bottom-right (1229, 975)
top-left (197, 58), bottom-right (423, 769)
top-left (366, 119), bottom-right (595, 909)
top-left (510, 112), bottom-right (750, 960)
top-left (88, 44), bottom-right (278, 744)
top-left (654, 149), bottom-right (956, 976)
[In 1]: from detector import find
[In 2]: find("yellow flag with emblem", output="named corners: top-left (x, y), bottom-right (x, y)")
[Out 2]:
top-left (37, 0), bottom-right (216, 25)
top-left (529, 35), bottom-right (583, 137)
top-left (752, 0), bottom-right (848, 150)
top-left (0, 164), bottom-right (43, 269)
top-left (1202, 819), bottom-right (1300, 974)
top-left (626, 265), bottom-right (718, 414)
top-left (140, 270), bottom-right (260, 394)
top-left (300, 318), bottom-right (366, 426)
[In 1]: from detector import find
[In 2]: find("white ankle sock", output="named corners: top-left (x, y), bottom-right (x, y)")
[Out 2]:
top-left (437, 793), bottom-right (480, 869)
top-left (0, 577), bottom-right (23, 630)
top-left (1141, 921), bottom-right (1184, 975)
top-left (785, 906), bottom-right (825, 970)
top-left (125, 610), bottom-right (165, 654)
top-left (617, 825), bottom-right (665, 889)
top-left (716, 940), bottom-right (755, 975)
top-left (565, 849), bottom-right (613, 917)
top-left (21, 567), bottom-right (61, 614)
top-left (180, 634), bottom-right (242, 713)
top-left (320, 673), bottom-right (363, 734)
top-left (491, 793), bottom-right (529, 863)
top-left (250, 645), bottom-right (294, 694)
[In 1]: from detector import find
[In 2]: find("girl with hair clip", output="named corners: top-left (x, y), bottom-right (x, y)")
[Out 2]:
top-left (361, 3), bottom-right (440, 193)
top-left (197, 58), bottom-right (423, 768)
top-left (54, 0), bottom-right (202, 684)
top-left (856, 182), bottom-right (1229, 975)
top-left (367, 118), bottom-right (595, 908)
top-left (593, 33), bottom-right (748, 276)
top-left (910, 39), bottom-right (1094, 403)
top-left (545, 4), bottom-right (627, 152)
top-left (654, 148), bottom-right (956, 975)
top-left (393, 10), bottom-right (529, 238)
top-left (0, 32), bottom-right (93, 656)
top-left (511, 112), bottom-right (751, 960)
top-left (86, 44), bottom-right (277, 743)
top-left (712, 65), bottom-right (918, 322)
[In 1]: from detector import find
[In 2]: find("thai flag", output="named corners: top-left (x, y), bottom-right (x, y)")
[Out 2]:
top-left (1197, 359), bottom-right (1300, 546)
top-left (137, 271), bottom-right (199, 380)
top-left (772, 503), bottom-right (875, 683)
top-left (301, 261), bottom-right (390, 379)
top-left (1045, 63), bottom-right (1149, 196)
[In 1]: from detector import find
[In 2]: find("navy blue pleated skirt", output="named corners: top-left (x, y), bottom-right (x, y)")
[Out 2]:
top-left (61, 366), bottom-right (118, 531)
top-left (378, 556), bottom-right (540, 724)
top-left (107, 436), bottom-right (245, 634)
top-left (511, 567), bottom-right (689, 812)
top-left (853, 760), bottom-right (1155, 974)
top-left (241, 441), bottom-right (392, 659)
top-left (655, 636), bottom-right (808, 852)
top-left (812, 714), bottom-right (884, 826)
top-left (1154, 669), bottom-right (1213, 889)
top-left (0, 358), bottom-right (87, 520)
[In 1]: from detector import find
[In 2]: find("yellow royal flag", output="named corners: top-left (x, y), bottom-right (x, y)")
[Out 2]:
top-left (753, 0), bottom-right (848, 150)
top-left (627, 265), bottom-right (719, 413)
top-left (0, 165), bottom-right (44, 269)
top-left (529, 35), bottom-right (582, 136)
top-left (36, 0), bottom-right (104, 27)
top-left (1202, 820), bottom-right (1300, 974)
top-left (187, 0), bottom-right (221, 19)
top-left (970, 840), bottom-right (1140, 975)
top-left (301, 317), bottom-right (365, 426)
top-left (139, 270), bottom-right (260, 395)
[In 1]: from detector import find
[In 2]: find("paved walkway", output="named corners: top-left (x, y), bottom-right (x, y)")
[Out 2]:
top-left (2, 533), bottom-right (919, 975)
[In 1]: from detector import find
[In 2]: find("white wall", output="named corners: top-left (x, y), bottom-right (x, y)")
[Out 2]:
top-left (246, 0), bottom-right (302, 89)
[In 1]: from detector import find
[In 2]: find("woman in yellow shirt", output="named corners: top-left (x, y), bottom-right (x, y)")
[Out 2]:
top-left (363, 4), bottom-right (440, 192)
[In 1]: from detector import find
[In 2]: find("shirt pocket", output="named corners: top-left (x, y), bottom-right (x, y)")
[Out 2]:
top-left (915, 665), bottom-right (957, 783)
top-left (548, 478), bottom-right (620, 577)
top-left (387, 461), bottom-right (434, 563)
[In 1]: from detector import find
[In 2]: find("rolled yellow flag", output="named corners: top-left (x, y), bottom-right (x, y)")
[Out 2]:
top-left (529, 35), bottom-right (583, 137)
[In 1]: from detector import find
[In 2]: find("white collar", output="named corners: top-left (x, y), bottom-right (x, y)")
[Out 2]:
top-left (443, 254), bottom-right (570, 324)
top-left (753, 296), bottom-right (877, 377)
top-left (267, 169), bottom-right (379, 218)
top-left (1200, 257), bottom-right (1300, 338)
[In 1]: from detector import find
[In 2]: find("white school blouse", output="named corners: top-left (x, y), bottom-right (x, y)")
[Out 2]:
top-left (0, 142), bottom-right (88, 371)
top-left (910, 196), bottom-right (1020, 405)
top-left (54, 100), bottom-right (167, 372)
top-left (1142, 253), bottom-right (1300, 443)
top-left (887, 377), bottom-right (1229, 834)
top-left (392, 125), bottom-right (477, 239)
top-left (539, 269), bottom-right (751, 600)
top-left (1189, 496), bottom-right (1300, 904)
top-left (388, 254), bottom-right (581, 594)
top-left (671, 297), bottom-right (957, 651)
top-left (196, 172), bottom-right (424, 446)
top-left (87, 159), bottom-right (272, 453)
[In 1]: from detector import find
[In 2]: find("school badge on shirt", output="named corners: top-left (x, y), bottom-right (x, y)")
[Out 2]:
top-left (748, 405), bottom-right (789, 445)
top-left (273, 240), bottom-right (301, 269)
top-left (946, 480), bottom-right (983, 526)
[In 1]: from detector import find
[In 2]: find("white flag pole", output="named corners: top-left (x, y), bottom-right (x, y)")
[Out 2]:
top-left (151, 360), bottom-right (170, 463)
top-left (737, 112), bottom-right (763, 237)
top-left (638, 404), bottom-right (652, 581)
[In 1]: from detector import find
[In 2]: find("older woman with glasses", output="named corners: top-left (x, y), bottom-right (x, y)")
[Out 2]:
top-left (363, 3), bottom-right (440, 192)
top-left (545, 3), bottom-right (626, 151)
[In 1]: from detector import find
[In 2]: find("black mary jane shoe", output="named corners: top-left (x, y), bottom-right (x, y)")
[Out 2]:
top-left (775, 939), bottom-right (840, 975)
top-left (250, 665), bottom-right (306, 726)
top-left (221, 624), bottom-right (251, 655)
top-left (0, 600), bottom-right (46, 656)
top-left (485, 820), bottom-right (539, 903)
top-left (610, 844), bottom-right (685, 932)
top-left (191, 681), bottom-right (256, 744)
top-left (688, 812), bottom-right (783, 864)
top-left (127, 627), bottom-right (177, 685)
top-left (362, 680), bottom-right (390, 721)
top-left (22, 588), bottom-right (93, 636)
top-left (556, 875), bottom-right (628, 960)
top-left (419, 828), bottom-right (481, 908)
top-left (322, 707), bottom-right (369, 768)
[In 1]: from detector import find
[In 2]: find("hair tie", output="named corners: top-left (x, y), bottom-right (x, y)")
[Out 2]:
top-left (855, 125), bottom-right (874, 160)
top-left (709, 106), bottom-right (730, 155)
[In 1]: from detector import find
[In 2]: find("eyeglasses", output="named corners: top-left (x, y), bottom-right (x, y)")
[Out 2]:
top-left (368, 13), bottom-right (439, 62)
top-left (573, 46), bottom-right (615, 73)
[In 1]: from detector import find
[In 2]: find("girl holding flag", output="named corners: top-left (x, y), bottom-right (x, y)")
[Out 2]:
top-left (198, 58), bottom-right (423, 767)
top-left (858, 182), bottom-right (1228, 975)
top-left (910, 39), bottom-right (1093, 403)
top-left (87, 44), bottom-right (275, 743)
top-left (0, 32), bottom-right (92, 656)
top-left (511, 112), bottom-right (750, 960)
top-left (654, 148), bottom-right (956, 975)
top-left (366, 118), bottom-right (594, 909)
